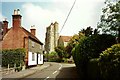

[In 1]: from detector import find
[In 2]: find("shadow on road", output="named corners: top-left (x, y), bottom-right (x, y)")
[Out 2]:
top-left (55, 66), bottom-right (80, 80)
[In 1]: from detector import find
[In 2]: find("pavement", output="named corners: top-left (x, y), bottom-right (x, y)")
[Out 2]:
top-left (2, 62), bottom-right (51, 79)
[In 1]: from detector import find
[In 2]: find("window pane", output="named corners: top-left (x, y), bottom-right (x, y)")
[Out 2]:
top-left (32, 53), bottom-right (35, 61)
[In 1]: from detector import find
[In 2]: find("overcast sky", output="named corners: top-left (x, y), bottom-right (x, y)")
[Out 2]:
top-left (0, 0), bottom-right (105, 43)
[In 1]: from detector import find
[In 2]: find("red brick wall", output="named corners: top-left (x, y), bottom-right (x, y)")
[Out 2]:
top-left (2, 27), bottom-right (29, 65)
top-left (2, 27), bottom-right (28, 49)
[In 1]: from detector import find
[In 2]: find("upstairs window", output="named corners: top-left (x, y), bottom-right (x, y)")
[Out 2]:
top-left (32, 41), bottom-right (35, 48)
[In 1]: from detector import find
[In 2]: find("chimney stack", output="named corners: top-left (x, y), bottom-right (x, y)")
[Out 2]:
top-left (3, 18), bottom-right (8, 35)
top-left (30, 25), bottom-right (36, 36)
top-left (12, 9), bottom-right (22, 30)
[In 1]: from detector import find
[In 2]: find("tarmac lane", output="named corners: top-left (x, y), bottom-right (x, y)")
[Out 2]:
top-left (20, 62), bottom-right (80, 80)
top-left (20, 62), bottom-right (62, 80)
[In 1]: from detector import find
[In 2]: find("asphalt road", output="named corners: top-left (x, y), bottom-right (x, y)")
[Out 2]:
top-left (20, 62), bottom-right (80, 80)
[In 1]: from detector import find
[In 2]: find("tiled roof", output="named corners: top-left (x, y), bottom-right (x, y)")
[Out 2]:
top-left (21, 27), bottom-right (43, 45)
top-left (60, 36), bottom-right (72, 42)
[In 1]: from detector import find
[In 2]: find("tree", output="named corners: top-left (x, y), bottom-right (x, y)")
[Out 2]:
top-left (66, 27), bottom-right (99, 58)
top-left (98, 0), bottom-right (120, 43)
top-left (81, 26), bottom-right (93, 37)
top-left (66, 32), bottom-right (85, 57)
top-left (55, 46), bottom-right (65, 59)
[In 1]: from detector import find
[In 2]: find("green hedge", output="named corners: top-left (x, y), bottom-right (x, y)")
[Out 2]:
top-left (44, 52), bottom-right (63, 62)
top-left (99, 44), bottom-right (120, 80)
top-left (87, 58), bottom-right (100, 80)
top-left (1, 48), bottom-right (26, 68)
top-left (72, 34), bottom-right (116, 80)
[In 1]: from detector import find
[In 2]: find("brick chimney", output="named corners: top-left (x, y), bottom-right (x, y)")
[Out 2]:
top-left (30, 25), bottom-right (36, 36)
top-left (12, 9), bottom-right (22, 30)
top-left (3, 18), bottom-right (8, 35)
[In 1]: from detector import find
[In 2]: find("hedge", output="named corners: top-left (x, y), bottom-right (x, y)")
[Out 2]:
top-left (1, 48), bottom-right (26, 68)
top-left (72, 34), bottom-right (116, 80)
top-left (87, 58), bottom-right (100, 80)
top-left (99, 44), bottom-right (120, 80)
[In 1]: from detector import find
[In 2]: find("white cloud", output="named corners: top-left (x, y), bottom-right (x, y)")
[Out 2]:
top-left (22, 3), bottom-right (66, 43)
top-left (21, 0), bottom-right (105, 43)
top-left (0, 12), bottom-right (6, 21)
top-left (58, 0), bottom-right (105, 35)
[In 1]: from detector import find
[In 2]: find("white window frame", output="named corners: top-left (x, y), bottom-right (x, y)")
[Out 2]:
top-left (32, 53), bottom-right (35, 61)
top-left (39, 54), bottom-right (41, 61)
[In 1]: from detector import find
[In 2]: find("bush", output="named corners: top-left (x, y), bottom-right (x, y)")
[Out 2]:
top-left (72, 34), bottom-right (116, 79)
top-left (1, 48), bottom-right (26, 68)
top-left (44, 52), bottom-right (63, 62)
top-left (99, 44), bottom-right (120, 80)
top-left (55, 46), bottom-right (65, 59)
top-left (87, 58), bottom-right (100, 80)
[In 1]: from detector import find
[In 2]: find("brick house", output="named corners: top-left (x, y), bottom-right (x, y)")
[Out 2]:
top-left (1, 9), bottom-right (43, 66)
top-left (58, 36), bottom-right (72, 47)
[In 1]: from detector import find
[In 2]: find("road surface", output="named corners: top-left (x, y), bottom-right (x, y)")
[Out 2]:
top-left (20, 62), bottom-right (80, 80)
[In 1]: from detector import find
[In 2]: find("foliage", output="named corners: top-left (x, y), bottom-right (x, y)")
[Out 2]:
top-left (44, 51), bottom-right (60, 62)
top-left (66, 27), bottom-right (99, 60)
top-left (66, 32), bottom-right (85, 58)
top-left (1, 48), bottom-right (26, 68)
top-left (99, 44), bottom-right (120, 80)
top-left (98, 0), bottom-right (120, 42)
top-left (55, 46), bottom-right (66, 59)
top-left (80, 26), bottom-right (99, 37)
top-left (87, 58), bottom-right (100, 80)
top-left (72, 34), bottom-right (116, 80)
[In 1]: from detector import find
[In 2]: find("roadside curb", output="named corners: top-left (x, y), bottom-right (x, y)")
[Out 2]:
top-left (2, 63), bottom-right (51, 79)
top-left (20, 64), bottom-right (51, 79)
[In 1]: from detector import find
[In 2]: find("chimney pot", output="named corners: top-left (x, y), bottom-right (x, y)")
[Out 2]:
top-left (30, 25), bottom-right (36, 36)
top-left (14, 9), bottom-right (17, 15)
top-left (14, 9), bottom-right (20, 15)
top-left (12, 9), bottom-right (22, 29)
top-left (17, 9), bottom-right (20, 15)
top-left (3, 19), bottom-right (8, 35)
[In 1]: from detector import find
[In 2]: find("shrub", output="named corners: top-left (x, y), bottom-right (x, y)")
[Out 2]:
top-left (72, 34), bottom-right (116, 79)
top-left (99, 44), bottom-right (120, 80)
top-left (44, 52), bottom-right (62, 62)
top-left (55, 46), bottom-right (65, 59)
top-left (1, 48), bottom-right (26, 68)
top-left (87, 58), bottom-right (100, 80)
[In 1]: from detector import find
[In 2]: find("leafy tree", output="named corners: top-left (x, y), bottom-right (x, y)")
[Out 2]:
top-left (98, 0), bottom-right (120, 42)
top-left (66, 27), bottom-right (99, 58)
top-left (66, 32), bottom-right (85, 57)
top-left (55, 46), bottom-right (65, 59)
top-left (81, 26), bottom-right (93, 37)
top-left (80, 26), bottom-right (99, 37)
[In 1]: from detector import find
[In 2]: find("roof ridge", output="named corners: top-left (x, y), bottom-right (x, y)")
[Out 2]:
top-left (21, 27), bottom-right (43, 45)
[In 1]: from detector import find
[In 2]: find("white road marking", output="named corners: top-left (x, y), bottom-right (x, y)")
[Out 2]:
top-left (44, 63), bottom-right (63, 80)
top-left (59, 67), bottom-right (61, 70)
top-left (46, 76), bottom-right (50, 78)
top-left (53, 70), bottom-right (57, 74)
top-left (59, 63), bottom-right (62, 70)
top-left (44, 76), bottom-right (50, 80)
